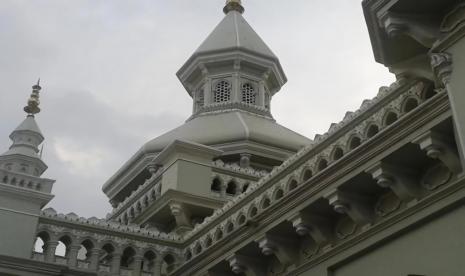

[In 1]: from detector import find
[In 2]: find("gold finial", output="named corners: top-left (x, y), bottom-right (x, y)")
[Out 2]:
top-left (224, 0), bottom-right (244, 14)
top-left (24, 79), bottom-right (42, 115)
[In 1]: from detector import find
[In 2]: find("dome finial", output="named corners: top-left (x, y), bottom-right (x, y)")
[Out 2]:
top-left (24, 79), bottom-right (42, 115)
top-left (223, 0), bottom-right (244, 14)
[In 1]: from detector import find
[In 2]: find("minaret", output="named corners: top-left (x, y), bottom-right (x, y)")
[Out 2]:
top-left (0, 81), bottom-right (55, 258)
top-left (0, 80), bottom-right (47, 176)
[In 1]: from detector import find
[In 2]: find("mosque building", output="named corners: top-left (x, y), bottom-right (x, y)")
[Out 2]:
top-left (1, 0), bottom-right (465, 275)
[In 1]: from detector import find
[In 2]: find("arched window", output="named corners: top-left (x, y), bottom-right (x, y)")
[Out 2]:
top-left (226, 180), bottom-right (238, 195)
top-left (332, 147), bottom-right (344, 161)
top-left (162, 254), bottom-right (176, 274)
top-left (318, 159), bottom-right (328, 171)
top-left (241, 83), bottom-right (256, 104)
top-left (120, 247), bottom-right (136, 268)
top-left (384, 112), bottom-right (398, 126)
top-left (214, 80), bottom-right (231, 103)
top-left (349, 136), bottom-right (361, 150)
top-left (100, 243), bottom-right (115, 266)
top-left (366, 124), bottom-right (379, 138)
top-left (403, 98), bottom-right (419, 113)
top-left (142, 251), bottom-right (157, 272)
top-left (77, 239), bottom-right (94, 261)
top-left (55, 236), bottom-right (72, 258)
top-left (211, 178), bottom-right (222, 192)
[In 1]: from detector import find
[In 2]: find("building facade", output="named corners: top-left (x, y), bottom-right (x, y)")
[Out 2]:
top-left (1, 0), bottom-right (465, 275)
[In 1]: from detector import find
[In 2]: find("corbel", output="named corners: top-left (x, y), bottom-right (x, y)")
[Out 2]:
top-left (289, 212), bottom-right (333, 245)
top-left (324, 189), bottom-right (374, 225)
top-left (366, 162), bottom-right (423, 201)
top-left (413, 130), bottom-right (462, 173)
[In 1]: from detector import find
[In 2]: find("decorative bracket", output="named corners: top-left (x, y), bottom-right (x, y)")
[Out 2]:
top-left (367, 162), bottom-right (423, 201)
top-left (289, 212), bottom-right (333, 245)
top-left (226, 254), bottom-right (266, 276)
top-left (256, 234), bottom-right (298, 267)
top-left (324, 189), bottom-right (374, 225)
top-left (413, 130), bottom-right (462, 173)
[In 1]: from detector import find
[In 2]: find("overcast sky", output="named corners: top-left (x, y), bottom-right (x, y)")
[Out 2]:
top-left (0, 1), bottom-right (394, 218)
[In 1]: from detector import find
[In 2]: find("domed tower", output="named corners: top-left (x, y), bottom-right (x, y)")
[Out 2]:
top-left (0, 81), bottom-right (55, 258)
top-left (103, 1), bottom-right (311, 234)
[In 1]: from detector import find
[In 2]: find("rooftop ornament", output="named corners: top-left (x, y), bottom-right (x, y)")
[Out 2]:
top-left (24, 79), bottom-right (42, 116)
top-left (223, 0), bottom-right (244, 14)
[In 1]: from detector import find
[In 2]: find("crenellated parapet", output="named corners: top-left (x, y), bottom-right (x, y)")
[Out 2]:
top-left (170, 77), bottom-right (463, 275)
top-left (35, 209), bottom-right (183, 275)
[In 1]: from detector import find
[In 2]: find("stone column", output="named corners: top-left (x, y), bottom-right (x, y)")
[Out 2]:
top-left (152, 258), bottom-right (163, 276)
top-left (89, 248), bottom-right (101, 271)
top-left (67, 245), bottom-right (81, 268)
top-left (204, 77), bottom-right (212, 105)
top-left (110, 252), bottom-right (122, 276)
top-left (132, 255), bottom-right (144, 276)
top-left (232, 72), bottom-right (241, 103)
top-left (44, 240), bottom-right (58, 263)
top-left (431, 53), bottom-right (465, 171)
top-left (257, 81), bottom-right (265, 107)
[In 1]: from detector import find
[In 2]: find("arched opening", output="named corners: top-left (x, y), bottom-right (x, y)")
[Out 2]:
top-left (349, 136), bottom-right (361, 150)
top-left (242, 183), bottom-right (249, 193)
top-left (142, 250), bottom-right (157, 273)
top-left (288, 179), bottom-right (298, 191)
top-left (237, 214), bottom-right (246, 225)
top-left (366, 124), bottom-right (379, 138)
top-left (77, 239), bottom-right (94, 261)
top-left (214, 80), bottom-right (232, 103)
top-left (318, 159), bottom-right (328, 171)
top-left (226, 222), bottom-right (234, 233)
top-left (274, 189), bottom-right (284, 200)
top-left (34, 231), bottom-right (50, 254)
top-left (226, 180), bottom-right (238, 195)
top-left (261, 197), bottom-right (271, 209)
top-left (55, 236), bottom-right (72, 258)
top-left (384, 112), bottom-right (398, 126)
top-left (194, 243), bottom-right (202, 254)
top-left (332, 147), bottom-right (344, 161)
top-left (99, 243), bottom-right (115, 267)
top-left (205, 236), bottom-right (213, 247)
top-left (185, 250), bottom-right (192, 261)
top-left (211, 178), bottom-right (222, 192)
top-left (241, 83), bottom-right (256, 104)
top-left (161, 254), bottom-right (176, 275)
top-left (403, 98), bottom-right (419, 113)
top-left (214, 228), bottom-right (223, 241)
top-left (248, 206), bottom-right (258, 218)
top-left (120, 247), bottom-right (136, 268)
top-left (302, 169), bottom-right (313, 182)
top-left (422, 86), bottom-right (436, 100)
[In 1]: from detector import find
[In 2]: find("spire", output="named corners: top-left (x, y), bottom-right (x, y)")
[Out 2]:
top-left (0, 81), bottom-right (47, 177)
top-left (23, 78), bottom-right (42, 115)
top-left (223, 0), bottom-right (244, 14)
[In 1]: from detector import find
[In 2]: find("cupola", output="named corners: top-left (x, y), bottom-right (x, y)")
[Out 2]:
top-left (177, 0), bottom-right (287, 118)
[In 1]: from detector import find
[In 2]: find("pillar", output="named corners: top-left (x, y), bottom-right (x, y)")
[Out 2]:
top-left (132, 255), bottom-right (144, 276)
top-left (153, 257), bottom-right (163, 276)
top-left (431, 53), bottom-right (465, 171)
top-left (67, 245), bottom-right (81, 267)
top-left (44, 240), bottom-right (58, 263)
top-left (110, 252), bottom-right (122, 276)
top-left (89, 248), bottom-right (101, 271)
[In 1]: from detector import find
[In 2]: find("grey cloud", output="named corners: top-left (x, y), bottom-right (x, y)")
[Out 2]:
top-left (0, 1), bottom-right (394, 217)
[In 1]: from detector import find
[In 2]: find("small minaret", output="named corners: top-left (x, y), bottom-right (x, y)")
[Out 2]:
top-left (0, 81), bottom-right (55, 259)
top-left (0, 80), bottom-right (47, 176)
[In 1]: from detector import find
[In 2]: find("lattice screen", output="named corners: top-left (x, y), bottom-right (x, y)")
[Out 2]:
top-left (241, 83), bottom-right (256, 104)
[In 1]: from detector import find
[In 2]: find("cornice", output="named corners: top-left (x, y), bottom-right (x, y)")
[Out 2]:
top-left (173, 91), bottom-right (452, 275)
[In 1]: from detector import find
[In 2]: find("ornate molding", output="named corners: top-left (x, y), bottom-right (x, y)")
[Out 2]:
top-left (430, 52), bottom-right (453, 86)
